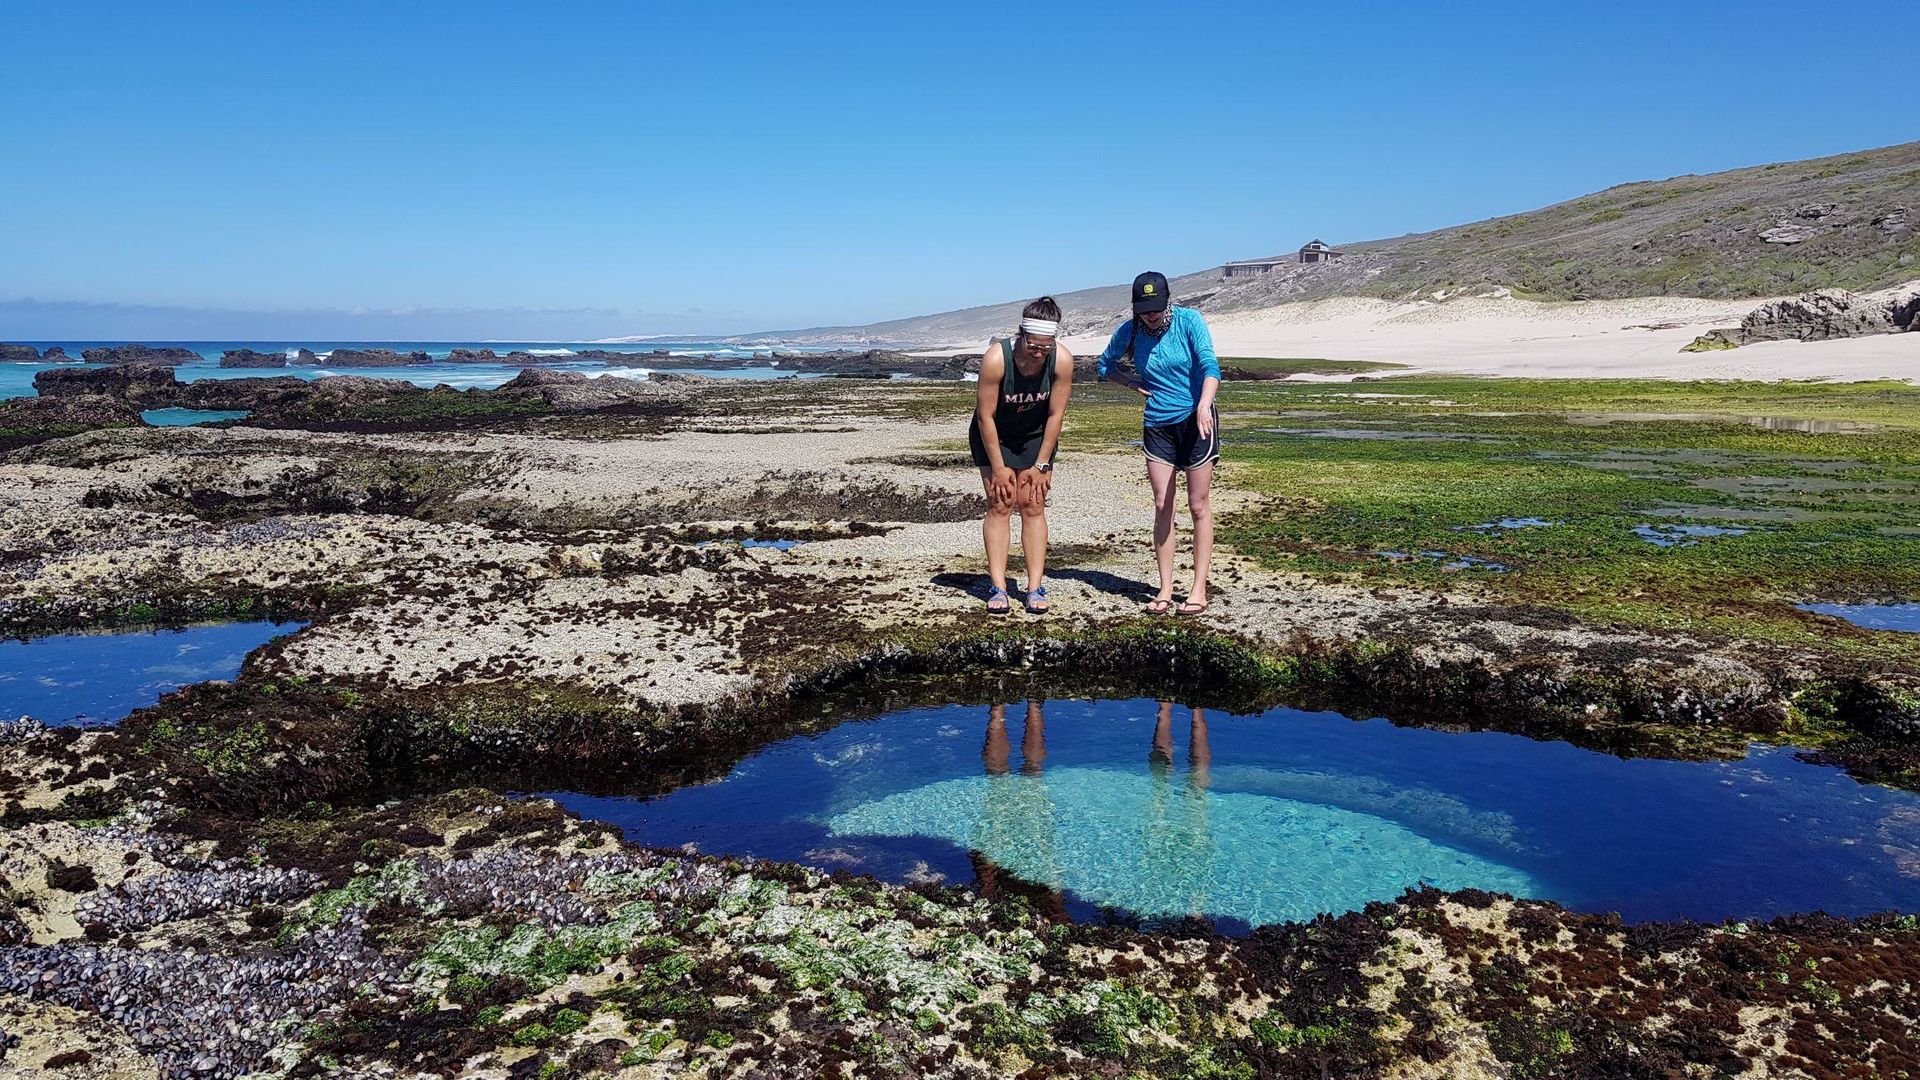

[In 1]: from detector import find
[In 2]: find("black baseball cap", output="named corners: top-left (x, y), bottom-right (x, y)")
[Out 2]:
top-left (1131, 271), bottom-right (1170, 314)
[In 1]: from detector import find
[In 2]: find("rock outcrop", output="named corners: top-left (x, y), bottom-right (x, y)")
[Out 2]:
top-left (1740, 288), bottom-right (1898, 341)
top-left (170, 376), bottom-right (316, 411)
top-left (1686, 282), bottom-right (1920, 349)
top-left (0, 394), bottom-right (142, 450)
top-left (219, 349), bottom-right (288, 369)
top-left (446, 348), bottom-right (578, 365)
top-left (33, 365), bottom-right (181, 402)
top-left (0, 344), bottom-right (44, 362)
top-left (78, 344), bottom-right (201, 366)
top-left (308, 348), bottom-right (431, 368)
top-left (498, 367), bottom-right (665, 408)
top-left (1738, 285), bottom-right (1920, 342)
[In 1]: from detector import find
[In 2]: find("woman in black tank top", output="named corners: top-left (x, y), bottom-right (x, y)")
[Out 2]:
top-left (971, 297), bottom-right (1076, 614)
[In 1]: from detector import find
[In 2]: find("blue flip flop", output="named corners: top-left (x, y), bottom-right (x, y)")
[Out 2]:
top-left (1025, 585), bottom-right (1050, 615)
top-left (986, 586), bottom-right (1012, 615)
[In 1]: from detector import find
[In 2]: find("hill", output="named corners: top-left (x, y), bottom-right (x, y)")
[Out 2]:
top-left (731, 141), bottom-right (1920, 346)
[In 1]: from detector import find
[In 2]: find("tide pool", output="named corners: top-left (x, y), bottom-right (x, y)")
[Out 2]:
top-left (141, 407), bottom-right (250, 426)
top-left (549, 697), bottom-right (1920, 928)
top-left (0, 621), bottom-right (305, 725)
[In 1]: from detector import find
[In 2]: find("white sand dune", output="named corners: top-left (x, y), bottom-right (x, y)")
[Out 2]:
top-left (1050, 291), bottom-right (1918, 382)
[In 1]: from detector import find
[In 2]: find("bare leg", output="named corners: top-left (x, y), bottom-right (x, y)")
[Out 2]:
top-left (1150, 700), bottom-right (1174, 771)
top-left (980, 468), bottom-right (1012, 605)
top-left (1016, 470), bottom-right (1048, 600)
top-left (1184, 460), bottom-right (1215, 609)
top-left (1147, 458), bottom-right (1179, 607)
top-left (982, 703), bottom-right (1010, 775)
top-left (1020, 699), bottom-right (1046, 775)
top-left (1188, 707), bottom-right (1211, 792)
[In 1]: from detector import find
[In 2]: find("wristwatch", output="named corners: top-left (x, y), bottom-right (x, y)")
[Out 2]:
top-left (1036, 462), bottom-right (1053, 473)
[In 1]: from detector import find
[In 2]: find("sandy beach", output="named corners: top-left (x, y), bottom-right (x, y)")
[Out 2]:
top-left (1056, 291), bottom-right (1919, 381)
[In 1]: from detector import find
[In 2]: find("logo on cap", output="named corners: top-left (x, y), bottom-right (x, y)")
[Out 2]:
top-left (1143, 284), bottom-right (1155, 295)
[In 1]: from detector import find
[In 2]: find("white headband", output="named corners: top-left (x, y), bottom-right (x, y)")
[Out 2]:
top-left (1019, 318), bottom-right (1060, 337)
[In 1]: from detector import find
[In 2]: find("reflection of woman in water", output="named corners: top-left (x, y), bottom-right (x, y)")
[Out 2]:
top-left (971, 701), bottom-right (1066, 917)
top-left (1141, 700), bottom-right (1215, 918)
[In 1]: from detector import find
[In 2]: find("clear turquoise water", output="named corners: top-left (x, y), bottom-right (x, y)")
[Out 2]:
top-left (549, 698), bottom-right (1920, 929)
top-left (0, 621), bottom-right (304, 725)
top-left (140, 408), bottom-right (251, 426)
top-left (831, 767), bottom-right (1535, 926)
top-left (1, 340), bottom-right (837, 400)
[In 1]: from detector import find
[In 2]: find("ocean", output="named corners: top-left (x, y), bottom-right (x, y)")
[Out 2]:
top-left (0, 340), bottom-right (834, 401)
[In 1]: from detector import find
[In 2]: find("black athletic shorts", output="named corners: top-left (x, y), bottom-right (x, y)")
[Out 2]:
top-left (969, 416), bottom-right (1054, 470)
top-left (1142, 405), bottom-right (1219, 470)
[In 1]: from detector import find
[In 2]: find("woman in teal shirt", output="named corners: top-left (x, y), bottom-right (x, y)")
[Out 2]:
top-left (1098, 271), bottom-right (1221, 615)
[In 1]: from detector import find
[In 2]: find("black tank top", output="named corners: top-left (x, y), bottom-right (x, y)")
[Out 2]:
top-left (991, 336), bottom-right (1056, 443)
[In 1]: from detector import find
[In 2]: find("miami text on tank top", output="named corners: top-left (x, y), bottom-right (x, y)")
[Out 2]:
top-left (997, 337), bottom-right (1056, 419)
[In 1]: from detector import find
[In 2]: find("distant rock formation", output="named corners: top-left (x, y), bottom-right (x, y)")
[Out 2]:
top-left (34, 365), bottom-right (181, 401)
top-left (499, 367), bottom-right (666, 408)
top-left (78, 344), bottom-right (201, 366)
top-left (219, 348), bottom-right (288, 368)
top-left (318, 348), bottom-right (432, 367)
top-left (1684, 283), bottom-right (1920, 350)
top-left (446, 348), bottom-right (579, 365)
top-left (291, 349), bottom-right (321, 365)
top-left (1, 343), bottom-right (70, 362)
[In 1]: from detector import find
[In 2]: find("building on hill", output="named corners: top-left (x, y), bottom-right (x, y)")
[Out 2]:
top-left (1221, 240), bottom-right (1346, 278)
top-left (1298, 239), bottom-right (1343, 264)
top-left (1221, 257), bottom-right (1289, 279)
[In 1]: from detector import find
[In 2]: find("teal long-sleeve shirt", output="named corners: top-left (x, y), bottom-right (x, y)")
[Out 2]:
top-left (1095, 306), bottom-right (1220, 427)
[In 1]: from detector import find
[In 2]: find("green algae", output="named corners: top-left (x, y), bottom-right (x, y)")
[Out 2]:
top-left (1023, 979), bottom-right (1177, 1056)
top-left (1102, 374), bottom-right (1920, 659)
top-left (414, 901), bottom-right (661, 990)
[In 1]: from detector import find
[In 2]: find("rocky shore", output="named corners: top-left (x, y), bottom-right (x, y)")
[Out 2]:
top-left (2, 377), bottom-right (1916, 1077)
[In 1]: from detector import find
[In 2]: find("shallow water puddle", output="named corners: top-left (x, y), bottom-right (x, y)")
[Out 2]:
top-left (1460, 517), bottom-right (1555, 533)
top-left (0, 620), bottom-right (303, 725)
top-left (1633, 523), bottom-right (1751, 547)
top-left (1565, 412), bottom-right (1881, 434)
top-left (694, 538), bottom-right (804, 552)
top-left (546, 698), bottom-right (1920, 928)
top-left (1257, 427), bottom-right (1509, 443)
top-left (1377, 549), bottom-right (1511, 572)
top-left (140, 408), bottom-right (251, 427)
top-left (1799, 602), bottom-right (1920, 633)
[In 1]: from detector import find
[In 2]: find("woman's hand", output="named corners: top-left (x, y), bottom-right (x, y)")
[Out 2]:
top-left (992, 465), bottom-right (1018, 504)
top-left (1025, 468), bottom-right (1052, 504)
top-left (1130, 378), bottom-right (1151, 398)
top-left (1196, 403), bottom-right (1215, 439)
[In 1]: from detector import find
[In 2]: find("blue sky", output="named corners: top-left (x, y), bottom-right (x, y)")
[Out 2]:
top-left (3, 0), bottom-right (1915, 340)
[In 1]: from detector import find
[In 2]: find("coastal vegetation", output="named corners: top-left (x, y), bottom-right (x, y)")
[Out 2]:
top-left (4, 371), bottom-right (1918, 1076)
top-left (1069, 371), bottom-right (1920, 659)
